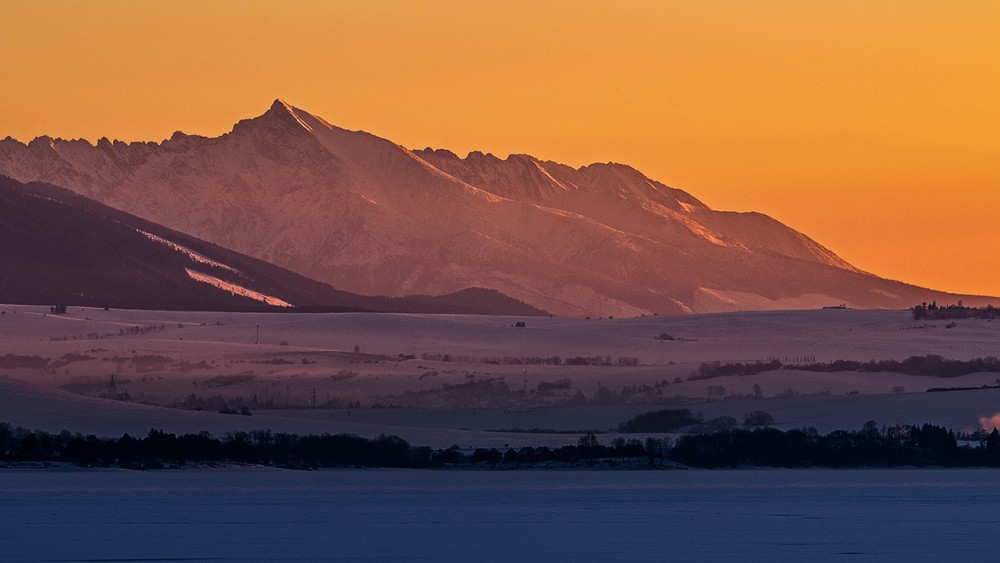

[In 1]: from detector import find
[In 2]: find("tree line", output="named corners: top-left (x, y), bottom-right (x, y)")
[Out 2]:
top-left (689, 355), bottom-right (1000, 381)
top-left (0, 423), bottom-right (671, 469)
top-left (418, 353), bottom-right (639, 367)
top-left (0, 424), bottom-right (424, 469)
top-left (4, 420), bottom-right (1000, 470)
top-left (671, 422), bottom-right (1000, 468)
top-left (616, 408), bottom-right (775, 434)
top-left (911, 301), bottom-right (999, 320)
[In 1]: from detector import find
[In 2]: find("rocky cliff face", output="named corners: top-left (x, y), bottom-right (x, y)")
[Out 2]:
top-left (0, 100), bottom-right (981, 316)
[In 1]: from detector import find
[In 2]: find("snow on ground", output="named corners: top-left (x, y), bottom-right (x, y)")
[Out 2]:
top-left (2, 305), bottom-right (1000, 445)
top-left (5, 305), bottom-right (1000, 560)
top-left (6, 372), bottom-right (1000, 448)
top-left (185, 268), bottom-right (294, 307)
top-left (139, 229), bottom-right (240, 273)
top-left (3, 467), bottom-right (1000, 561)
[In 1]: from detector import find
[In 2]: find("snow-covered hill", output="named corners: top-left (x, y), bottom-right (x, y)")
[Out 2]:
top-left (0, 100), bottom-right (990, 315)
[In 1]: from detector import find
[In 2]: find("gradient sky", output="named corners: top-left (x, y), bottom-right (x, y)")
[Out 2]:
top-left (3, 1), bottom-right (998, 297)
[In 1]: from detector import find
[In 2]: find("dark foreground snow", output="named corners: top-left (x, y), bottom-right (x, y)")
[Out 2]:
top-left (3, 467), bottom-right (998, 561)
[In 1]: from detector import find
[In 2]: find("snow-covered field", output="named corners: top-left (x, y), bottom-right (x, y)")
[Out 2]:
top-left (4, 467), bottom-right (999, 561)
top-left (3, 305), bottom-right (1000, 445)
top-left (5, 306), bottom-right (1000, 560)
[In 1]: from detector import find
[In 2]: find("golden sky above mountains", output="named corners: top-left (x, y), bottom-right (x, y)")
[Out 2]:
top-left (4, 1), bottom-right (998, 297)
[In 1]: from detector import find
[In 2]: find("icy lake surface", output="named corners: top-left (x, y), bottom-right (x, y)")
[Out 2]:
top-left (4, 467), bottom-right (999, 561)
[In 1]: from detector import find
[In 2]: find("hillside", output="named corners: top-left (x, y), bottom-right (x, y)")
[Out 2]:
top-left (0, 175), bottom-right (545, 315)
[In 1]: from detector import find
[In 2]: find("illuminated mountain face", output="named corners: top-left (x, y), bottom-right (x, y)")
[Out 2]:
top-left (0, 100), bottom-right (983, 316)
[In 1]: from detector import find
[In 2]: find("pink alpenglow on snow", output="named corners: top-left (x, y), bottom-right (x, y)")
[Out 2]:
top-left (0, 100), bottom-right (995, 316)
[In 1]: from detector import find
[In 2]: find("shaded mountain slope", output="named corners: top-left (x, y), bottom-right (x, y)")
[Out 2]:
top-left (0, 176), bottom-right (545, 315)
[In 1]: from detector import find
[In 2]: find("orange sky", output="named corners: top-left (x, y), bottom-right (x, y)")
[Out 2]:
top-left (3, 1), bottom-right (998, 297)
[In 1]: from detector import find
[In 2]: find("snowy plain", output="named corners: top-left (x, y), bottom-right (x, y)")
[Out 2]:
top-left (4, 305), bottom-right (1000, 560)
top-left (3, 305), bottom-right (1000, 446)
top-left (4, 467), bottom-right (1000, 561)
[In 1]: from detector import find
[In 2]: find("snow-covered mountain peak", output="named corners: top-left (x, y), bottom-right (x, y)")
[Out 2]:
top-left (0, 99), bottom-right (961, 316)
top-left (271, 97), bottom-right (294, 112)
top-left (230, 98), bottom-right (317, 139)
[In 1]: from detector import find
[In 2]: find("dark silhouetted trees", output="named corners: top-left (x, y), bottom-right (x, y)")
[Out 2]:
top-left (617, 408), bottom-right (702, 433)
top-left (743, 410), bottom-right (775, 428)
top-left (669, 422), bottom-right (978, 468)
top-left (4, 419), bottom-right (1000, 470)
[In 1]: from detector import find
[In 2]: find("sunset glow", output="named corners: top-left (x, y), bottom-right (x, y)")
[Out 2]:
top-left (3, 1), bottom-right (998, 296)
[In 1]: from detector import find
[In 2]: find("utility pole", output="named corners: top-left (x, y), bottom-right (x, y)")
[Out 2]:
top-left (255, 324), bottom-right (260, 344)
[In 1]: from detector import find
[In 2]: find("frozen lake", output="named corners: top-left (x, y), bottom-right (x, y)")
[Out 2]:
top-left (3, 467), bottom-right (998, 561)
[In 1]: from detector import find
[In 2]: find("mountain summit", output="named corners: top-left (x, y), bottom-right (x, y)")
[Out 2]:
top-left (0, 100), bottom-right (988, 315)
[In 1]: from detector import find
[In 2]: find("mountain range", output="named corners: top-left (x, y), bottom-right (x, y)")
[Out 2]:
top-left (0, 99), bottom-right (992, 316)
